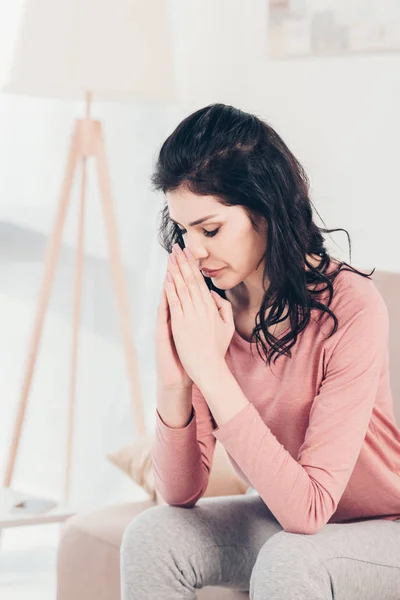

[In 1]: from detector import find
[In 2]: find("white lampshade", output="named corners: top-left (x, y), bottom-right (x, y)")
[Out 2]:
top-left (1, 0), bottom-right (176, 104)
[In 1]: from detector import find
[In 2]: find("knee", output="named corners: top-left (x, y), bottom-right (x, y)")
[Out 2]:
top-left (120, 503), bottom-right (198, 566)
top-left (121, 504), bottom-right (177, 558)
top-left (249, 531), bottom-right (331, 599)
top-left (250, 531), bottom-right (313, 578)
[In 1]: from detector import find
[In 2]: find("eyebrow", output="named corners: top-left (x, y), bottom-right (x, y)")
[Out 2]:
top-left (169, 213), bottom-right (220, 227)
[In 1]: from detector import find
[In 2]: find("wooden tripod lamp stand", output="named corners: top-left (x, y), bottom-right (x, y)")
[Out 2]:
top-left (1, 0), bottom-right (176, 504)
top-left (3, 91), bottom-right (146, 501)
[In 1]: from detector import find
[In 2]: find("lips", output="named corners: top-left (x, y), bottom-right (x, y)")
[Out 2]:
top-left (201, 268), bottom-right (224, 277)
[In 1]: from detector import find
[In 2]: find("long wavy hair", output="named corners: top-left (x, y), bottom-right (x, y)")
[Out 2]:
top-left (150, 103), bottom-right (374, 366)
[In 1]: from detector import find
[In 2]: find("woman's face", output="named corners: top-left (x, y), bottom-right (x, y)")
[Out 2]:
top-left (166, 187), bottom-right (268, 303)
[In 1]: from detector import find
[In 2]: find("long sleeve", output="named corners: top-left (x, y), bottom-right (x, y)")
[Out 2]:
top-left (212, 292), bottom-right (389, 534)
top-left (152, 383), bottom-right (217, 506)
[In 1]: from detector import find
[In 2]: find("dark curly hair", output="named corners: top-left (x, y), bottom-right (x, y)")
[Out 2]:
top-left (150, 103), bottom-right (374, 366)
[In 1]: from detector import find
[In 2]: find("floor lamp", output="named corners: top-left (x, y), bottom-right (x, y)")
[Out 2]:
top-left (3, 91), bottom-right (146, 501)
top-left (1, 0), bottom-right (176, 506)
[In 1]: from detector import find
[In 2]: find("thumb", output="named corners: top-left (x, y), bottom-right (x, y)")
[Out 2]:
top-left (210, 290), bottom-right (234, 325)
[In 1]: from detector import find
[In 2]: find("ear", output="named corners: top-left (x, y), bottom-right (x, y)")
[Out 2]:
top-left (210, 290), bottom-right (234, 325)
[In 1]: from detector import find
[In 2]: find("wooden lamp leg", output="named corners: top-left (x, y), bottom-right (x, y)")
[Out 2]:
top-left (64, 151), bottom-right (87, 501)
top-left (65, 116), bottom-right (147, 500)
top-left (95, 123), bottom-right (146, 438)
top-left (3, 125), bottom-right (80, 489)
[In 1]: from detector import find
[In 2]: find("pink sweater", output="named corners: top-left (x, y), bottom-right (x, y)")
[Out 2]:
top-left (153, 264), bottom-right (400, 534)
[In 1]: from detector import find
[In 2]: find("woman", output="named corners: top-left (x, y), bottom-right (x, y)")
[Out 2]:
top-left (121, 103), bottom-right (400, 599)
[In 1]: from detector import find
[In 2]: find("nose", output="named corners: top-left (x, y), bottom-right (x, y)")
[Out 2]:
top-left (184, 242), bottom-right (208, 269)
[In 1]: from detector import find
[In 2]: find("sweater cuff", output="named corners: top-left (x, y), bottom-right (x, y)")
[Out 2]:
top-left (212, 402), bottom-right (261, 445)
top-left (155, 405), bottom-right (195, 433)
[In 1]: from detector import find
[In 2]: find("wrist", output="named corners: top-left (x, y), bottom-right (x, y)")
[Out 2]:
top-left (157, 382), bottom-right (193, 393)
top-left (193, 359), bottom-right (229, 391)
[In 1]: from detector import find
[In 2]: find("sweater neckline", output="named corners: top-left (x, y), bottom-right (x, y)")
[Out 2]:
top-left (232, 322), bottom-right (292, 347)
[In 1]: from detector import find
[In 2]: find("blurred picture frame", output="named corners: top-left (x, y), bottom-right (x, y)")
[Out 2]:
top-left (268, 0), bottom-right (400, 58)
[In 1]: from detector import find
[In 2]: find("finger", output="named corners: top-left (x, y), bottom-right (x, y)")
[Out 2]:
top-left (163, 284), bottom-right (173, 320)
top-left (211, 290), bottom-right (234, 325)
top-left (155, 285), bottom-right (173, 342)
top-left (180, 246), bottom-right (215, 307)
top-left (158, 280), bottom-right (169, 321)
top-left (170, 246), bottom-right (206, 310)
top-left (162, 286), bottom-right (173, 333)
top-left (167, 253), bottom-right (198, 314)
top-left (164, 270), bottom-right (183, 318)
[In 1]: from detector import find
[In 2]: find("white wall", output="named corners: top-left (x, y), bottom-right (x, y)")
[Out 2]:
top-left (0, 94), bottom-right (176, 262)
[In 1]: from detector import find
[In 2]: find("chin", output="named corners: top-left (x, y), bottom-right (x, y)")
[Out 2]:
top-left (212, 274), bottom-right (236, 292)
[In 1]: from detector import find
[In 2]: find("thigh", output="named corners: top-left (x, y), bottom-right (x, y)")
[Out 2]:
top-left (251, 517), bottom-right (400, 600)
top-left (313, 518), bottom-right (400, 600)
top-left (121, 493), bottom-right (283, 594)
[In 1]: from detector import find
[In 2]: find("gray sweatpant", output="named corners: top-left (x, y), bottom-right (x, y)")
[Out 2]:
top-left (120, 490), bottom-right (400, 599)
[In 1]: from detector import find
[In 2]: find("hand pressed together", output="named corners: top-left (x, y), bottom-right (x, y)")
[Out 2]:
top-left (164, 243), bottom-right (235, 387)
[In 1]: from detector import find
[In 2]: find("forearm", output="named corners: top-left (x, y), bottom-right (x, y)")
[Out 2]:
top-left (156, 384), bottom-right (193, 429)
top-left (153, 384), bottom-right (208, 506)
top-left (195, 361), bottom-right (250, 428)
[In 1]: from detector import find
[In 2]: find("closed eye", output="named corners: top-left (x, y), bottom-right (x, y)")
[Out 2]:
top-left (177, 227), bottom-right (219, 238)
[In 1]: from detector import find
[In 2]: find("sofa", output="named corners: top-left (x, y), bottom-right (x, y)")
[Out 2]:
top-left (56, 269), bottom-right (400, 600)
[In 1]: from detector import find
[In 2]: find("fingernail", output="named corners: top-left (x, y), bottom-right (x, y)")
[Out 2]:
top-left (183, 247), bottom-right (192, 259)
